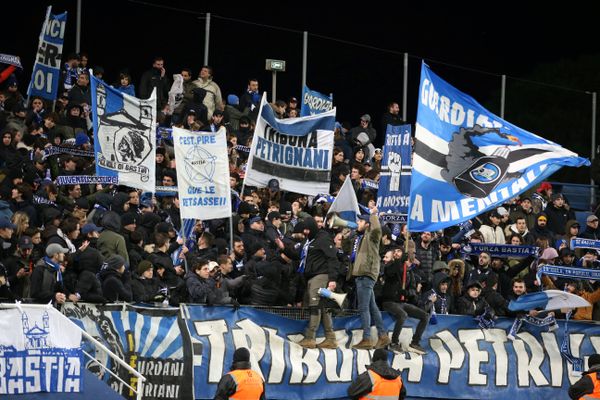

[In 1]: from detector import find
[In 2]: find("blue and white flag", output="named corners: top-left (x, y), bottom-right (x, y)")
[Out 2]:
top-left (0, 305), bottom-right (82, 394)
top-left (173, 126), bottom-right (231, 220)
top-left (377, 124), bottom-right (412, 216)
top-left (300, 85), bottom-right (333, 117)
top-left (27, 6), bottom-right (67, 101)
top-left (462, 243), bottom-right (539, 258)
top-left (408, 63), bottom-right (590, 232)
top-left (327, 176), bottom-right (360, 223)
top-left (245, 93), bottom-right (336, 196)
top-left (508, 289), bottom-right (590, 312)
top-left (91, 74), bottom-right (156, 192)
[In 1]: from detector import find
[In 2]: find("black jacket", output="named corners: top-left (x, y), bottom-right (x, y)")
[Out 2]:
top-left (131, 275), bottom-right (164, 303)
top-left (455, 294), bottom-right (490, 317)
top-left (301, 220), bottom-right (340, 281)
top-left (347, 360), bottom-right (406, 400)
top-left (98, 268), bottom-right (133, 302)
top-left (381, 258), bottom-right (419, 306)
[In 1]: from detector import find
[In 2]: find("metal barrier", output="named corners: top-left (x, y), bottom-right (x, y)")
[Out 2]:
top-left (0, 303), bottom-right (146, 400)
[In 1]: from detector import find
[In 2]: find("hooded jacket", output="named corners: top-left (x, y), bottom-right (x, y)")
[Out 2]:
top-left (98, 266), bottom-right (132, 302)
top-left (97, 211), bottom-right (129, 265)
top-left (301, 218), bottom-right (340, 281)
top-left (422, 272), bottom-right (454, 314)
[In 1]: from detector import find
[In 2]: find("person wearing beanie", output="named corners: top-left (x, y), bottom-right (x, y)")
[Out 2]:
top-left (569, 354), bottom-right (600, 399)
top-left (214, 347), bottom-right (265, 400)
top-left (98, 254), bottom-right (132, 302)
top-left (131, 260), bottom-right (165, 303)
top-left (348, 348), bottom-right (405, 400)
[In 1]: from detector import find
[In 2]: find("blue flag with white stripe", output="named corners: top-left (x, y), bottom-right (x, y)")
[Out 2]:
top-left (91, 74), bottom-right (157, 192)
top-left (377, 124), bottom-right (412, 216)
top-left (27, 6), bottom-right (67, 101)
top-left (408, 62), bottom-right (590, 232)
top-left (300, 85), bottom-right (333, 117)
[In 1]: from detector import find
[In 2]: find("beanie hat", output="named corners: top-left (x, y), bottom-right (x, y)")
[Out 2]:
top-left (137, 260), bottom-right (153, 275)
top-left (105, 255), bottom-right (125, 271)
top-left (540, 247), bottom-right (559, 261)
top-left (121, 213), bottom-right (138, 227)
top-left (233, 347), bottom-right (250, 363)
top-left (372, 348), bottom-right (389, 363)
top-left (75, 132), bottom-right (90, 146)
top-left (227, 94), bottom-right (239, 105)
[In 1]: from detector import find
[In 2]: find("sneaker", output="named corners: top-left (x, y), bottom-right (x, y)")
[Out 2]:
top-left (298, 337), bottom-right (316, 349)
top-left (352, 338), bottom-right (374, 350)
top-left (407, 343), bottom-right (427, 355)
top-left (375, 335), bottom-right (391, 349)
top-left (317, 338), bottom-right (338, 349)
top-left (388, 343), bottom-right (404, 353)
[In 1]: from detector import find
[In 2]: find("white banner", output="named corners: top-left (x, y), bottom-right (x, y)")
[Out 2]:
top-left (91, 74), bottom-right (157, 192)
top-left (244, 94), bottom-right (336, 196)
top-left (0, 306), bottom-right (82, 394)
top-left (173, 126), bottom-right (231, 220)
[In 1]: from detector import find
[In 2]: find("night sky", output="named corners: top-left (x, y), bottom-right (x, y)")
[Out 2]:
top-left (5, 1), bottom-right (600, 162)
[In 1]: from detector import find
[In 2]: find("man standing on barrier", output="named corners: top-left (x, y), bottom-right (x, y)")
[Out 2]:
top-left (347, 207), bottom-right (390, 350)
top-left (347, 348), bottom-right (406, 399)
top-left (214, 347), bottom-right (265, 400)
top-left (296, 217), bottom-right (340, 349)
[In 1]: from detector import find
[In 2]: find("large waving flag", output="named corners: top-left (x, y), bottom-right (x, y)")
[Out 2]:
top-left (245, 93), bottom-right (336, 196)
top-left (27, 6), bottom-right (67, 101)
top-left (508, 290), bottom-right (590, 312)
top-left (327, 176), bottom-right (360, 224)
top-left (91, 74), bottom-right (157, 192)
top-left (408, 63), bottom-right (589, 232)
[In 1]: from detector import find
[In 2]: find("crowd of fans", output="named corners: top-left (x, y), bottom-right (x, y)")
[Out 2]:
top-left (1, 53), bottom-right (599, 326)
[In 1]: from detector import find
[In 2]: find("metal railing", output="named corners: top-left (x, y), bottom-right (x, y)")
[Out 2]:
top-left (0, 303), bottom-right (146, 400)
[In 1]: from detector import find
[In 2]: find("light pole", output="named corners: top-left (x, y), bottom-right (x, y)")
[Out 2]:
top-left (265, 59), bottom-right (286, 103)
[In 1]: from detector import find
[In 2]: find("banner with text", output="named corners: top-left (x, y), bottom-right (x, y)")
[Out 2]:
top-left (0, 305), bottom-right (82, 394)
top-left (244, 94), bottom-right (336, 196)
top-left (173, 126), bottom-right (231, 220)
top-left (62, 303), bottom-right (191, 400)
top-left (91, 75), bottom-right (156, 192)
top-left (300, 85), bottom-right (333, 117)
top-left (408, 62), bottom-right (589, 232)
top-left (27, 6), bottom-right (67, 101)
top-left (377, 124), bottom-right (412, 217)
top-left (181, 305), bottom-right (600, 400)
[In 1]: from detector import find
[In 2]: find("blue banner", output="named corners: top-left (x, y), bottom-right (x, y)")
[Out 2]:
top-left (377, 124), bottom-right (412, 216)
top-left (408, 62), bottom-right (590, 232)
top-left (181, 305), bottom-right (599, 400)
top-left (537, 264), bottom-right (600, 282)
top-left (300, 85), bottom-right (333, 117)
top-left (27, 7), bottom-right (67, 101)
top-left (571, 237), bottom-right (600, 250)
top-left (462, 243), bottom-right (539, 258)
top-left (63, 303), bottom-right (191, 400)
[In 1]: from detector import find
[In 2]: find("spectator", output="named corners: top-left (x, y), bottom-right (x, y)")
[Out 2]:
top-left (581, 215), bottom-right (600, 240)
top-left (30, 243), bottom-right (73, 305)
top-left (479, 210), bottom-right (506, 244)
top-left (139, 57), bottom-right (170, 109)
top-left (544, 193), bottom-right (575, 237)
top-left (115, 73), bottom-right (135, 96)
top-left (68, 72), bottom-right (91, 106)
top-left (99, 254), bottom-right (132, 302)
top-left (192, 65), bottom-right (223, 119)
top-left (185, 258), bottom-right (215, 304)
top-left (455, 280), bottom-right (490, 317)
top-left (97, 211), bottom-right (129, 265)
top-left (131, 260), bottom-right (165, 303)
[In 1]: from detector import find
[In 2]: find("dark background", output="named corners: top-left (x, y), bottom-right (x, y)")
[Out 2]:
top-left (5, 1), bottom-right (600, 182)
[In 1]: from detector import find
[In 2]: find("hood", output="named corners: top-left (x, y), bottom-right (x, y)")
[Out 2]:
top-left (432, 272), bottom-right (452, 292)
top-left (304, 217), bottom-right (318, 240)
top-left (101, 211), bottom-right (122, 232)
top-left (98, 267), bottom-right (120, 281)
top-left (565, 219), bottom-right (579, 232)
